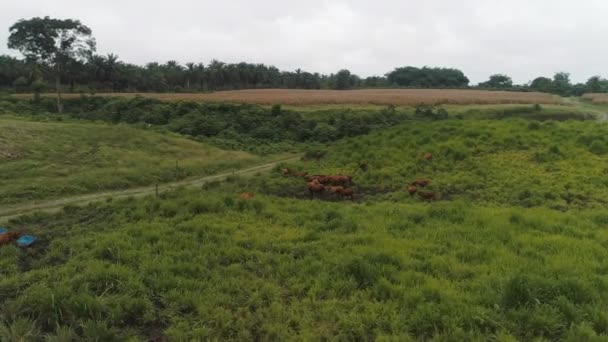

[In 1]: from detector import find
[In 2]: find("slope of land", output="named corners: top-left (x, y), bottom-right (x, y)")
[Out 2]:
top-left (0, 155), bottom-right (299, 222)
top-left (277, 118), bottom-right (608, 208)
top-left (3, 100), bottom-right (608, 341)
top-left (0, 118), bottom-right (283, 205)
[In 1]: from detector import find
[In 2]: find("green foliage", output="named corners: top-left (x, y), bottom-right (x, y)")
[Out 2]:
top-left (387, 66), bottom-right (469, 88)
top-left (4, 188), bottom-right (608, 340)
top-left (414, 105), bottom-right (449, 120)
top-left (12, 76), bottom-right (29, 93)
top-left (5, 97), bottom-right (410, 154)
top-left (479, 74), bottom-right (513, 89)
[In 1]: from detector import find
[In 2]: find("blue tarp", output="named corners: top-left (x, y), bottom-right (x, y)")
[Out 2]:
top-left (16, 235), bottom-right (37, 247)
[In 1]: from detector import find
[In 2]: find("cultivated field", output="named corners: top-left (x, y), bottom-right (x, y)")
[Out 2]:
top-left (14, 89), bottom-right (563, 106)
top-left (582, 93), bottom-right (608, 104)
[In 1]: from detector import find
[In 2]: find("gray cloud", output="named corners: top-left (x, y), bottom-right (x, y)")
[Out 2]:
top-left (1, 0), bottom-right (607, 84)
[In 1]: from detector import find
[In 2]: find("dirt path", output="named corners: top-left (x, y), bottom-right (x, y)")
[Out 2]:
top-left (0, 155), bottom-right (300, 222)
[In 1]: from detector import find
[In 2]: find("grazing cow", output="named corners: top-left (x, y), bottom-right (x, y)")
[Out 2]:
top-left (0, 232), bottom-right (21, 246)
top-left (307, 179), bottom-right (325, 198)
top-left (407, 186), bottom-right (418, 196)
top-left (324, 185), bottom-right (345, 199)
top-left (411, 179), bottom-right (431, 187)
top-left (239, 192), bottom-right (255, 200)
top-left (422, 153), bottom-right (433, 161)
top-left (417, 191), bottom-right (436, 202)
top-left (324, 185), bottom-right (344, 193)
top-left (337, 187), bottom-right (354, 200)
top-left (324, 175), bottom-right (353, 186)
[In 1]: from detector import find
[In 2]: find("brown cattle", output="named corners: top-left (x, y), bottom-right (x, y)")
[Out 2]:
top-left (411, 179), bottom-right (431, 187)
top-left (323, 175), bottom-right (353, 186)
top-left (336, 187), bottom-right (354, 200)
top-left (422, 153), bottom-right (433, 161)
top-left (407, 186), bottom-right (418, 196)
top-left (0, 232), bottom-right (21, 246)
top-left (324, 185), bottom-right (344, 194)
top-left (307, 179), bottom-right (325, 198)
top-left (417, 191), bottom-right (436, 202)
top-left (239, 192), bottom-right (255, 200)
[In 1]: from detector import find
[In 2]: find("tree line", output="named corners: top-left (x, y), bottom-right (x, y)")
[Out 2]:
top-left (2, 17), bottom-right (607, 105)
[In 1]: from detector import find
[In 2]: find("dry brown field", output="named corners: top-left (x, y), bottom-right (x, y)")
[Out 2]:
top-left (14, 89), bottom-right (562, 106)
top-left (582, 93), bottom-right (608, 104)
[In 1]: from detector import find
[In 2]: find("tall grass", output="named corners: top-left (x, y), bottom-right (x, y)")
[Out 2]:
top-left (2, 188), bottom-right (608, 340)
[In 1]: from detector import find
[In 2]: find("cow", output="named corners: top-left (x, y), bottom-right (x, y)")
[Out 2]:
top-left (0, 231), bottom-right (21, 246)
top-left (239, 192), bottom-right (255, 200)
top-left (336, 187), bottom-right (354, 200)
top-left (281, 168), bottom-right (291, 176)
top-left (295, 171), bottom-right (309, 178)
top-left (323, 175), bottom-right (353, 186)
top-left (411, 179), bottom-right (431, 187)
top-left (422, 153), bottom-right (433, 161)
top-left (417, 191), bottom-right (436, 202)
top-left (407, 186), bottom-right (418, 196)
top-left (307, 179), bottom-right (325, 199)
top-left (324, 185), bottom-right (344, 193)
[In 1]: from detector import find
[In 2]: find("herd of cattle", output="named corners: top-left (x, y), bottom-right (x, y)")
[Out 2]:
top-left (282, 168), bottom-right (355, 200)
top-left (281, 163), bottom-right (437, 202)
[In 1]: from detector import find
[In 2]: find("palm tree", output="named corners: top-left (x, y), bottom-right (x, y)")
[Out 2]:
top-left (185, 62), bottom-right (195, 90)
top-left (105, 53), bottom-right (119, 92)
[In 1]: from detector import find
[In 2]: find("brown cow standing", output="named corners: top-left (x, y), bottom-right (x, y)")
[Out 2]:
top-left (307, 179), bottom-right (325, 199)
top-left (411, 179), bottom-right (431, 187)
top-left (407, 186), bottom-right (418, 196)
top-left (337, 188), bottom-right (354, 200)
top-left (417, 191), bottom-right (436, 202)
top-left (422, 153), bottom-right (433, 161)
top-left (0, 232), bottom-right (21, 246)
top-left (323, 175), bottom-right (353, 186)
top-left (239, 192), bottom-right (255, 200)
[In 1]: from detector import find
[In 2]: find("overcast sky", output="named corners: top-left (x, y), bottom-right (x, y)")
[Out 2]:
top-left (1, 0), bottom-right (607, 84)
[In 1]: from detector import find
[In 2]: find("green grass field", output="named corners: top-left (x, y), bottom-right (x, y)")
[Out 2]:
top-left (0, 117), bottom-right (271, 205)
top-left (2, 99), bottom-right (608, 340)
top-left (3, 188), bottom-right (608, 340)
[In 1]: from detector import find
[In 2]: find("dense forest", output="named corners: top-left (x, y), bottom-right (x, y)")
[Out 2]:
top-left (2, 53), bottom-right (608, 96)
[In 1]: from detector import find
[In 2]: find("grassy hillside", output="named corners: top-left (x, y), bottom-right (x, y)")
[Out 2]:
top-left (2, 188), bottom-right (608, 341)
top-left (278, 118), bottom-right (608, 209)
top-left (3, 103), bottom-right (608, 340)
top-left (0, 118), bottom-right (269, 205)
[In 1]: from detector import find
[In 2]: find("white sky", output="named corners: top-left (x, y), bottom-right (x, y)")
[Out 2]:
top-left (1, 0), bottom-right (607, 84)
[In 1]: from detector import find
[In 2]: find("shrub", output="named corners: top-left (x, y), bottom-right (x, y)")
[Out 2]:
top-left (528, 121), bottom-right (541, 130)
top-left (589, 140), bottom-right (608, 155)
